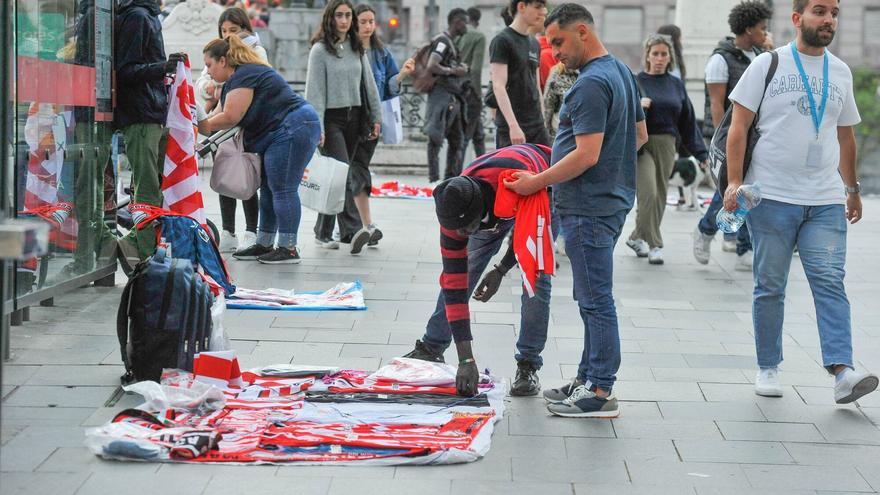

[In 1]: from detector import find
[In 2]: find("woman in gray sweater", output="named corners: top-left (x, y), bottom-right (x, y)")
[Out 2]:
top-left (305, 0), bottom-right (381, 254)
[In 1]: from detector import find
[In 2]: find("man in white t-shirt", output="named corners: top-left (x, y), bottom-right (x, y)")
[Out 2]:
top-left (724, 0), bottom-right (876, 405)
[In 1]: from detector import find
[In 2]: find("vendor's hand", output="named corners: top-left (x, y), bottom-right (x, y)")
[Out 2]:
top-left (509, 125), bottom-right (526, 145)
top-left (164, 52), bottom-right (187, 73)
top-left (503, 171), bottom-right (542, 196)
top-left (368, 123), bottom-right (381, 141)
top-left (473, 267), bottom-right (505, 302)
top-left (456, 361), bottom-right (479, 397)
top-left (453, 64), bottom-right (468, 77)
top-left (722, 181), bottom-right (741, 212)
top-left (846, 193), bottom-right (862, 224)
top-left (640, 97), bottom-right (652, 109)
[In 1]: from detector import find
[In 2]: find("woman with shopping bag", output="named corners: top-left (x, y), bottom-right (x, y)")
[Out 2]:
top-left (347, 3), bottom-right (416, 252)
top-left (198, 35), bottom-right (321, 264)
top-left (305, 0), bottom-right (382, 255)
top-left (195, 7), bottom-right (269, 254)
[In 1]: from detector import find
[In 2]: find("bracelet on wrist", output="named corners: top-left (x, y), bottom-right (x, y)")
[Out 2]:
top-left (459, 358), bottom-right (475, 365)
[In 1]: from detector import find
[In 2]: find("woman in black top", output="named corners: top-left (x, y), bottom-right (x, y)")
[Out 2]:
top-left (625, 34), bottom-right (707, 266)
top-left (199, 36), bottom-right (321, 264)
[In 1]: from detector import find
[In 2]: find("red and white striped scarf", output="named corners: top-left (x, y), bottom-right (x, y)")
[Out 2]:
top-left (163, 59), bottom-right (206, 228)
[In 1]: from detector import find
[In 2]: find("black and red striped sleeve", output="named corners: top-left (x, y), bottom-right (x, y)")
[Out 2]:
top-left (439, 226), bottom-right (472, 342)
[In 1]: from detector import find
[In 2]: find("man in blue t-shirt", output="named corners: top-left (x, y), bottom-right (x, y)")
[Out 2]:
top-left (505, 3), bottom-right (647, 418)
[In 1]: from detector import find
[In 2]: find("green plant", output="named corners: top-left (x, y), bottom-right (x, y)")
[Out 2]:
top-left (853, 67), bottom-right (880, 168)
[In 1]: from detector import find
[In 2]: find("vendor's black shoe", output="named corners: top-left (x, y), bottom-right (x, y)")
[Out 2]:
top-left (510, 362), bottom-right (541, 396)
top-left (233, 244), bottom-right (273, 260)
top-left (367, 227), bottom-right (383, 247)
top-left (403, 340), bottom-right (445, 363)
top-left (257, 247), bottom-right (301, 264)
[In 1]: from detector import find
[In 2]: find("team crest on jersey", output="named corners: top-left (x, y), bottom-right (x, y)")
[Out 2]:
top-left (197, 227), bottom-right (210, 244)
top-left (796, 95), bottom-right (812, 117)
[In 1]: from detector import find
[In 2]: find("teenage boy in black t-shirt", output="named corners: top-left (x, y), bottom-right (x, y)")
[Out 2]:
top-left (490, 0), bottom-right (550, 148)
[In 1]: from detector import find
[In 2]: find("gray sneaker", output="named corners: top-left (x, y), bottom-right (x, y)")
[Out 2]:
top-left (547, 385), bottom-right (619, 418)
top-left (543, 377), bottom-right (584, 404)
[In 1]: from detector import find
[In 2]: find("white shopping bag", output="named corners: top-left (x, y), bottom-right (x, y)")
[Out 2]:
top-left (299, 153), bottom-right (349, 215)
top-left (381, 97), bottom-right (404, 145)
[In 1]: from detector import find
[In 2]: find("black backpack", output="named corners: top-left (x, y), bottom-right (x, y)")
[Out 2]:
top-left (117, 248), bottom-right (214, 384)
top-left (708, 50), bottom-right (778, 194)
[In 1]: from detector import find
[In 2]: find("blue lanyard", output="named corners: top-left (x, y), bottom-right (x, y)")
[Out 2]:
top-left (789, 42), bottom-right (828, 141)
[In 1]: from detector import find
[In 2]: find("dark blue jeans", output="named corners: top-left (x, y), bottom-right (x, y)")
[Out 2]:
top-left (562, 211), bottom-right (627, 392)
top-left (422, 219), bottom-right (552, 368)
top-left (250, 104), bottom-right (321, 249)
top-left (699, 190), bottom-right (752, 255)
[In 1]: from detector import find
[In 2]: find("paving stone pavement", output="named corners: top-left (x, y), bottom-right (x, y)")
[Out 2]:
top-left (3, 174), bottom-right (880, 495)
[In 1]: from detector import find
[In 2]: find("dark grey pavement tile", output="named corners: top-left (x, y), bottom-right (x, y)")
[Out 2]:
top-left (716, 421), bottom-right (825, 443)
top-left (564, 437), bottom-right (678, 462)
top-left (0, 472), bottom-right (90, 495)
top-left (658, 402), bottom-right (766, 422)
top-left (612, 419), bottom-right (722, 440)
top-left (742, 465), bottom-right (874, 492)
top-left (673, 440), bottom-right (794, 464)
top-left (511, 456), bottom-right (627, 483)
top-left (626, 459), bottom-right (750, 488)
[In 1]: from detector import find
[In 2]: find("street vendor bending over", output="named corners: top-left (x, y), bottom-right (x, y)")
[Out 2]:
top-left (404, 144), bottom-right (555, 396)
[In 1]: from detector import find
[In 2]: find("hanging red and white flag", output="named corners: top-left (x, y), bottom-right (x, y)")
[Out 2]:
top-left (163, 58), bottom-right (207, 229)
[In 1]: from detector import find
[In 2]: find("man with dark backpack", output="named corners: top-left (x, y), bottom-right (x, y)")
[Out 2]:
top-left (692, 1), bottom-right (771, 271)
top-left (423, 9), bottom-right (470, 183)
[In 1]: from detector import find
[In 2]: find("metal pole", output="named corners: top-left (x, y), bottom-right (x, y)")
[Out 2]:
top-left (1, 0), bottom-right (15, 421)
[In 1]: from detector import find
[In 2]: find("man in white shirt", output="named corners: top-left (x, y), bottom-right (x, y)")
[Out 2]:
top-left (724, 0), bottom-right (876, 404)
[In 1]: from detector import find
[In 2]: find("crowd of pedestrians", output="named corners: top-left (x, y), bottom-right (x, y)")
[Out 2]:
top-left (116, 0), bottom-right (874, 417)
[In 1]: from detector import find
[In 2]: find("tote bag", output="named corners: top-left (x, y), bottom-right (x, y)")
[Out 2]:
top-left (381, 97), bottom-right (404, 145)
top-left (299, 153), bottom-right (349, 215)
top-left (209, 130), bottom-right (261, 200)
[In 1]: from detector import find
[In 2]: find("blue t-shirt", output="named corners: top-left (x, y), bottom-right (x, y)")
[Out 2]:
top-left (221, 64), bottom-right (305, 150)
top-left (551, 55), bottom-right (645, 217)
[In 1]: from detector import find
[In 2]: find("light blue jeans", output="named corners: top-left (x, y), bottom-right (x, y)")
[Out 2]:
top-left (746, 199), bottom-right (852, 372)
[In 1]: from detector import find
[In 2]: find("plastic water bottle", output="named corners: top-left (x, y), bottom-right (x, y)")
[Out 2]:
top-left (716, 183), bottom-right (762, 234)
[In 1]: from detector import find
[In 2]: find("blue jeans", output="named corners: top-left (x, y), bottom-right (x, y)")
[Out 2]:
top-left (563, 211), bottom-right (627, 392)
top-left (250, 105), bottom-right (321, 249)
top-left (699, 190), bottom-right (752, 255)
top-left (422, 219), bottom-right (552, 368)
top-left (747, 199), bottom-right (852, 371)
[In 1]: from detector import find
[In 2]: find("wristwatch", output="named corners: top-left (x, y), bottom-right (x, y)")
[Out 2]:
top-left (845, 182), bottom-right (861, 194)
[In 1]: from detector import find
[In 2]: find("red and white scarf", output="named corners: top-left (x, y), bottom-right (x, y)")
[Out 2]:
top-left (163, 59), bottom-right (206, 228)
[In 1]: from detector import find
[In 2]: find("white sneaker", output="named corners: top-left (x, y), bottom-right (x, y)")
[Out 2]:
top-left (692, 226), bottom-right (713, 265)
top-left (834, 369), bottom-right (879, 404)
top-left (626, 238), bottom-right (649, 258)
top-left (648, 247), bottom-right (663, 265)
top-left (735, 251), bottom-right (753, 272)
top-left (755, 368), bottom-right (784, 397)
top-left (219, 230), bottom-right (237, 253)
top-left (238, 231), bottom-right (257, 251)
top-left (722, 239), bottom-right (737, 252)
top-left (315, 237), bottom-right (339, 250)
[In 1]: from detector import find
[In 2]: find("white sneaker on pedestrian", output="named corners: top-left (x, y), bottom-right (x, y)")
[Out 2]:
top-left (219, 230), bottom-right (237, 253)
top-left (722, 239), bottom-right (737, 252)
top-left (648, 247), bottom-right (664, 265)
top-left (755, 368), bottom-right (784, 397)
top-left (692, 226), bottom-right (713, 265)
top-left (626, 238), bottom-right (649, 258)
top-left (350, 227), bottom-right (371, 255)
top-left (315, 237), bottom-right (339, 250)
top-left (834, 368), bottom-right (879, 404)
top-left (238, 231), bottom-right (257, 251)
top-left (735, 251), bottom-right (753, 272)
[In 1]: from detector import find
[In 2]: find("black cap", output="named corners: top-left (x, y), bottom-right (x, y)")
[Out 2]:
top-left (433, 176), bottom-right (485, 230)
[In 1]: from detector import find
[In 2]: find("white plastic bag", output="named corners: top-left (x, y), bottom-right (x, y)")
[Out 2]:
top-left (381, 97), bottom-right (404, 145)
top-left (299, 153), bottom-right (349, 215)
top-left (209, 293), bottom-right (230, 351)
top-left (124, 378), bottom-right (225, 414)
